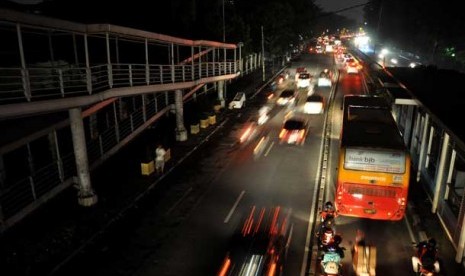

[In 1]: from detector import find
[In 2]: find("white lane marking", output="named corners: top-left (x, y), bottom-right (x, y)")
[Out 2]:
top-left (301, 121), bottom-right (327, 276)
top-left (404, 214), bottom-right (417, 244)
top-left (224, 190), bottom-right (246, 223)
top-left (264, 141), bottom-right (274, 157)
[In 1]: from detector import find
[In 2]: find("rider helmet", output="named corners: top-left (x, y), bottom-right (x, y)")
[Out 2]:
top-left (324, 201), bottom-right (334, 211)
top-left (427, 238), bottom-right (437, 249)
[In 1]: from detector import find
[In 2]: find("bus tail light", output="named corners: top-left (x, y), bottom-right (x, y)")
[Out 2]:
top-left (399, 197), bottom-right (406, 207)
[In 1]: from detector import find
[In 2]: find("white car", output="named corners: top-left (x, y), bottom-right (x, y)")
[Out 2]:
top-left (345, 59), bottom-right (359, 74)
top-left (279, 115), bottom-right (308, 145)
top-left (346, 62), bottom-right (359, 74)
top-left (318, 77), bottom-right (331, 87)
top-left (304, 95), bottom-right (324, 114)
top-left (257, 105), bottom-right (272, 125)
top-left (276, 89), bottom-right (296, 106)
top-left (297, 73), bottom-right (311, 88)
top-left (294, 67), bottom-right (307, 82)
top-left (317, 70), bottom-right (332, 87)
top-left (325, 44), bottom-right (334, 53)
top-left (229, 92), bottom-right (246, 109)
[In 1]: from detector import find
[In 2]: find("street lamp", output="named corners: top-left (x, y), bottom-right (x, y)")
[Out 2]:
top-left (222, 0), bottom-right (225, 42)
top-left (261, 25), bottom-right (265, 81)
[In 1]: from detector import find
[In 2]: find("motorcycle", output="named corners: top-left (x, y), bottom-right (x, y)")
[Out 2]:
top-left (411, 240), bottom-right (440, 276)
top-left (321, 251), bottom-right (342, 276)
top-left (319, 210), bottom-right (336, 228)
top-left (320, 241), bottom-right (345, 276)
top-left (317, 224), bottom-right (335, 251)
top-left (318, 202), bottom-right (337, 231)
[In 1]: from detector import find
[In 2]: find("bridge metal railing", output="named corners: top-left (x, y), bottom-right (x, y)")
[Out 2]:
top-left (0, 61), bottom-right (238, 104)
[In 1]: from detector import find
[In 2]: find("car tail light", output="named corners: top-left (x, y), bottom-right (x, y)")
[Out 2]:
top-left (240, 126), bottom-right (253, 143)
top-left (267, 262), bottom-right (277, 276)
top-left (279, 129), bottom-right (287, 139)
top-left (218, 257), bottom-right (231, 276)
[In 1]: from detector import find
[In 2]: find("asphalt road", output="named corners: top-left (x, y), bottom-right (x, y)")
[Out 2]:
top-left (1, 51), bottom-right (463, 276)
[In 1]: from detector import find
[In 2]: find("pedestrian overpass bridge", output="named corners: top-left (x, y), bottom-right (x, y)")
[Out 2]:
top-left (0, 8), bottom-right (252, 118)
top-left (0, 8), bottom-right (262, 232)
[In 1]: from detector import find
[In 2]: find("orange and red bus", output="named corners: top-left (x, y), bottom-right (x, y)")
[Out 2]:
top-left (335, 95), bottom-right (410, 221)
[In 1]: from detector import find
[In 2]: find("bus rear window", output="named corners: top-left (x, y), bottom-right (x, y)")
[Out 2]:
top-left (344, 148), bottom-right (406, 173)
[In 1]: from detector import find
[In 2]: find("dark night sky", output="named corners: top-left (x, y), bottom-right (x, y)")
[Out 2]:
top-left (314, 0), bottom-right (368, 24)
top-left (8, 0), bottom-right (368, 24)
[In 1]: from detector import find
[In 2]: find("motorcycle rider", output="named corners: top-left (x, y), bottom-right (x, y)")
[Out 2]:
top-left (319, 226), bottom-right (335, 248)
top-left (328, 234), bottom-right (345, 259)
top-left (412, 238), bottom-right (440, 273)
top-left (320, 201), bottom-right (337, 222)
top-left (321, 234), bottom-right (345, 274)
top-left (416, 238), bottom-right (437, 256)
top-left (317, 201), bottom-right (337, 238)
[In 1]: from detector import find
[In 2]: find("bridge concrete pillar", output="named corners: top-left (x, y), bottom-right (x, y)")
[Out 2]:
top-left (174, 90), bottom-right (188, 141)
top-left (0, 155), bottom-right (5, 187)
top-left (217, 80), bottom-right (225, 107)
top-left (69, 107), bottom-right (98, 207)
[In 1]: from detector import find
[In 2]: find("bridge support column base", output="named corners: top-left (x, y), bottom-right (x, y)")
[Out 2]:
top-left (175, 128), bottom-right (188, 141)
top-left (78, 190), bottom-right (98, 207)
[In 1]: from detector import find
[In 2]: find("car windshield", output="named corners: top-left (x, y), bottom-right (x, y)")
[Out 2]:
top-left (280, 90), bottom-right (294, 98)
top-left (319, 71), bottom-right (329, 78)
top-left (307, 95), bottom-right (323, 102)
top-left (299, 73), bottom-right (310, 79)
top-left (233, 93), bottom-right (244, 100)
top-left (284, 119), bottom-right (305, 130)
